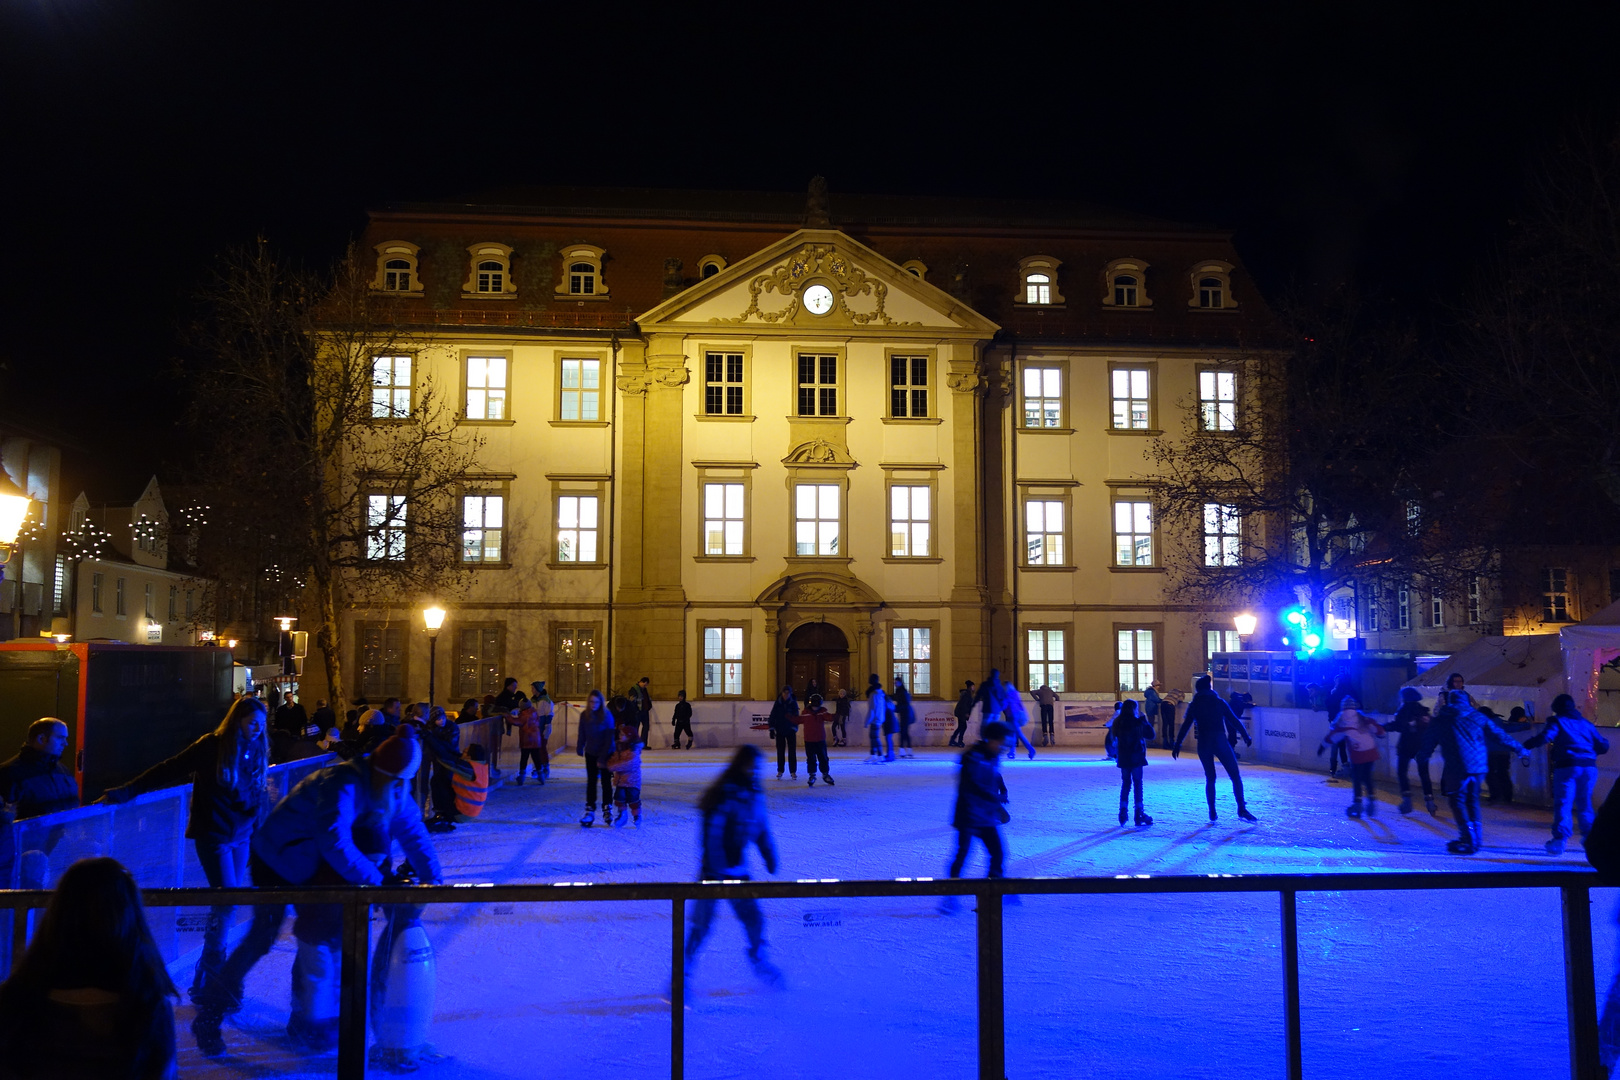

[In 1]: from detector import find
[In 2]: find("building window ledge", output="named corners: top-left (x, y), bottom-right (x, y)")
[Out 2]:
top-left (693, 555), bottom-right (757, 564)
top-left (1105, 428), bottom-right (1164, 437)
top-left (1019, 427), bottom-right (1076, 436)
top-left (546, 561), bottom-right (609, 571)
top-left (881, 556), bottom-right (945, 564)
top-left (1019, 565), bottom-right (1077, 573)
top-left (881, 417), bottom-right (944, 426)
top-left (695, 414), bottom-right (757, 423)
top-left (1109, 566), bottom-right (1166, 574)
top-left (548, 421), bottom-right (612, 429)
top-left (460, 419), bottom-right (517, 427)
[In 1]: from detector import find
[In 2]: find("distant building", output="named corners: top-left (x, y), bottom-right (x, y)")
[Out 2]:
top-left (336, 184), bottom-right (1287, 705)
top-left (0, 426), bottom-right (64, 642)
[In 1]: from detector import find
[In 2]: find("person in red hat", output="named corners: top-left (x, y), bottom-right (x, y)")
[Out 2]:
top-left (191, 729), bottom-right (442, 1057)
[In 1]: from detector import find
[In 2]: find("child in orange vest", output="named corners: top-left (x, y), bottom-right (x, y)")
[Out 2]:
top-left (452, 743), bottom-right (499, 818)
top-left (512, 699), bottom-right (548, 784)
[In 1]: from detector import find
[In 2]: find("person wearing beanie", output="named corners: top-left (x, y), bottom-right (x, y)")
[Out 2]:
top-left (800, 693), bottom-right (834, 787)
top-left (1525, 694), bottom-right (1611, 854)
top-left (940, 720), bottom-right (1012, 913)
top-left (511, 699), bottom-right (548, 786)
top-left (1384, 687), bottom-right (1437, 815)
top-left (1318, 698), bottom-right (1386, 818)
top-left (192, 729), bottom-right (442, 1056)
top-left (1422, 689), bottom-right (1530, 855)
top-left (1174, 675), bottom-right (1258, 823)
top-left (893, 676), bottom-right (917, 758)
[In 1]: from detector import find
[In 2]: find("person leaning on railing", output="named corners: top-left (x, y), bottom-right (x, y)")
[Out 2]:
top-left (190, 730), bottom-right (442, 1058)
top-left (0, 718), bottom-right (78, 888)
top-left (99, 697), bottom-right (269, 1007)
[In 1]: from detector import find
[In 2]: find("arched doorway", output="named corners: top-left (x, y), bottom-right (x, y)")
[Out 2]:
top-left (784, 621), bottom-right (849, 699)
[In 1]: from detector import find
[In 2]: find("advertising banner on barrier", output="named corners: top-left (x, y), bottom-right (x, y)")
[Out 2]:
top-left (1063, 703), bottom-right (1113, 730)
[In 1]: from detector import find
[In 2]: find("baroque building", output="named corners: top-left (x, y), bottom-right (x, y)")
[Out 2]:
top-left (344, 184), bottom-right (1278, 708)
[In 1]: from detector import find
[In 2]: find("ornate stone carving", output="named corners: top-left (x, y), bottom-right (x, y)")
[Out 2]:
top-left (783, 438), bottom-right (853, 466)
top-left (615, 368), bottom-right (690, 395)
top-left (792, 583), bottom-right (849, 604)
top-left (713, 243), bottom-right (919, 328)
top-left (946, 370), bottom-right (985, 393)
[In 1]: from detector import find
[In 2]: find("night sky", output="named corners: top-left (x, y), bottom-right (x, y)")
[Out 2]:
top-left (3, 3), bottom-right (1617, 480)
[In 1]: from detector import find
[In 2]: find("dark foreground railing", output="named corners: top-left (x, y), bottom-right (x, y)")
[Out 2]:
top-left (0, 870), bottom-right (1604, 1080)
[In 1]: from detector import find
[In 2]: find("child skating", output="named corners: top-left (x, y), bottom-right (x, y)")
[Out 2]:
top-left (939, 720), bottom-right (1012, 914)
top-left (800, 693), bottom-right (835, 787)
top-left (1111, 699), bottom-right (1154, 826)
top-left (604, 695), bottom-right (645, 827)
top-left (684, 746), bottom-right (782, 986)
top-left (1317, 698), bottom-right (1386, 817)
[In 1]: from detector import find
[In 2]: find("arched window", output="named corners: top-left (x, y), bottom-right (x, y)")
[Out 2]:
top-left (901, 259), bottom-right (929, 280)
top-left (1101, 258), bottom-right (1151, 308)
top-left (1188, 261), bottom-right (1236, 310)
top-left (554, 245), bottom-right (609, 300)
top-left (698, 254), bottom-right (727, 279)
top-left (462, 243), bottom-right (515, 299)
top-left (370, 241), bottom-right (421, 295)
top-left (1015, 256), bottom-right (1064, 306)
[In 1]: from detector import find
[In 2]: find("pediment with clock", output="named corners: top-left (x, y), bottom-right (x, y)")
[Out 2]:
top-left (636, 229), bottom-right (999, 338)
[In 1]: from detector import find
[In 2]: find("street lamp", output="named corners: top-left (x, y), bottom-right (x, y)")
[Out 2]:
top-left (423, 605), bottom-right (446, 705)
top-left (1233, 612), bottom-right (1259, 639)
top-left (0, 471), bottom-right (32, 582)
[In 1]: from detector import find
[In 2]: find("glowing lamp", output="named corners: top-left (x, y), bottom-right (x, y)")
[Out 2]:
top-left (0, 472), bottom-right (31, 552)
top-left (225, 638), bottom-right (239, 649)
top-left (1302, 632), bottom-right (1323, 649)
top-left (423, 606), bottom-right (446, 633)
top-left (275, 616), bottom-right (296, 632)
top-left (1233, 613), bottom-right (1259, 637)
top-left (1284, 610), bottom-right (1307, 627)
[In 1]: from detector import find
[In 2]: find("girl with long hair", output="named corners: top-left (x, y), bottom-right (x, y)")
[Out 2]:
top-left (101, 695), bottom-right (269, 1002)
top-left (575, 689), bottom-right (615, 826)
top-left (0, 856), bottom-right (178, 1079)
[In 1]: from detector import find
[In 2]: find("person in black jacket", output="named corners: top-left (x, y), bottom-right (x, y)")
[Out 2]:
top-left (631, 677), bottom-right (654, 746)
top-left (1384, 687), bottom-right (1436, 815)
top-left (1113, 700), bottom-right (1155, 826)
top-left (671, 690), bottom-right (695, 750)
top-left (767, 685), bottom-right (800, 780)
top-left (940, 721), bottom-right (1011, 913)
top-left (575, 690), bottom-right (614, 826)
top-left (310, 698), bottom-right (336, 737)
top-left (832, 688), bottom-right (852, 747)
top-left (419, 706), bottom-right (467, 832)
top-left (893, 677), bottom-right (916, 759)
top-left (1174, 676), bottom-right (1258, 823)
top-left (950, 681), bottom-right (975, 747)
top-left (101, 697), bottom-right (268, 1003)
top-left (0, 719), bottom-right (79, 889)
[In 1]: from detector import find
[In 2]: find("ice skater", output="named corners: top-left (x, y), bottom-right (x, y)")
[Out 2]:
top-left (576, 690), bottom-right (615, 826)
top-left (1174, 675), bottom-right (1258, 822)
top-left (865, 674), bottom-right (895, 762)
top-left (1422, 689), bottom-right (1530, 854)
top-left (1226, 691), bottom-right (1254, 758)
top-left (511, 699), bottom-right (548, 785)
top-left (1524, 694), bottom-right (1610, 855)
top-left (832, 688), bottom-right (851, 747)
top-left (1317, 698), bottom-right (1386, 817)
top-left (1111, 699), bottom-right (1154, 826)
top-left (1034, 684), bottom-right (1058, 746)
top-left (894, 676), bottom-right (916, 758)
top-left (977, 669), bottom-right (1036, 760)
top-left (671, 690), bottom-right (695, 749)
top-left (951, 681), bottom-right (975, 747)
top-left (604, 696), bottom-right (645, 827)
top-left (1485, 706), bottom-right (1534, 805)
top-left (684, 746), bottom-right (782, 986)
top-left (767, 685), bottom-right (800, 779)
top-left (1385, 687), bottom-right (1436, 815)
top-left (530, 681), bottom-right (554, 779)
top-left (940, 720), bottom-right (1012, 913)
top-left (800, 693), bottom-right (835, 787)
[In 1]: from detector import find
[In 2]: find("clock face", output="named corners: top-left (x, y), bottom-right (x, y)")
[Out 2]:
top-left (803, 284), bottom-right (834, 315)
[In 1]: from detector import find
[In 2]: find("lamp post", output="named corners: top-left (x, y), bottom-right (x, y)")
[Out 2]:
top-left (1233, 612), bottom-right (1259, 641)
top-left (0, 471), bottom-right (32, 585)
top-left (275, 616), bottom-right (297, 677)
top-left (423, 606), bottom-right (446, 706)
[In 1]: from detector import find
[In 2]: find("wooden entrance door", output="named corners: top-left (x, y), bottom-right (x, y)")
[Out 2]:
top-left (783, 621), bottom-right (849, 699)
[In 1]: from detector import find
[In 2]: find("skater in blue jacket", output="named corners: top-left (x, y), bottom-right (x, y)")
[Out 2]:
top-left (684, 745), bottom-right (782, 986)
top-left (940, 721), bottom-right (1012, 913)
top-left (1525, 694), bottom-right (1611, 855)
top-left (1422, 690), bottom-right (1531, 854)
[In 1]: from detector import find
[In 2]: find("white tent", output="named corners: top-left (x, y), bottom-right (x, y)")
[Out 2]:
top-left (1403, 633), bottom-right (1564, 720)
top-left (1560, 598), bottom-right (1620, 717)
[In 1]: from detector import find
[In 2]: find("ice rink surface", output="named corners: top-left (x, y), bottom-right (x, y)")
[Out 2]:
top-left (181, 746), bottom-right (1615, 1079)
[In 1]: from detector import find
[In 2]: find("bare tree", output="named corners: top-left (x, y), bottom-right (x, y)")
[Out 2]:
top-left (184, 241), bottom-right (483, 703)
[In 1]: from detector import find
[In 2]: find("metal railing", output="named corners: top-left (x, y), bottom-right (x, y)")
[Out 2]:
top-left (0, 869), bottom-right (1603, 1080)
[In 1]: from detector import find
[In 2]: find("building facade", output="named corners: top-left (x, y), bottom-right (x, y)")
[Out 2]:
top-left (68, 478), bottom-right (210, 647)
top-left (340, 187), bottom-right (1281, 707)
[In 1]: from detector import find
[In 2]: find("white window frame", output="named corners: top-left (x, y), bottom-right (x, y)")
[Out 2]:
top-left (115, 577), bottom-right (126, 616)
top-left (796, 353), bottom-right (840, 418)
top-left (1543, 567), bottom-right (1571, 622)
top-left (1016, 255), bottom-right (1065, 306)
top-left (703, 350), bottom-right (747, 417)
top-left (464, 354), bottom-right (509, 421)
top-left (558, 357), bottom-right (602, 422)
top-left (366, 493), bottom-right (407, 562)
top-left (1110, 366), bottom-right (1153, 430)
top-left (1198, 368), bottom-right (1237, 432)
top-left (888, 353), bottom-right (930, 419)
top-left (1397, 585), bottom-right (1411, 630)
top-left (463, 242), bottom-right (516, 299)
top-left (1431, 587), bottom-right (1445, 629)
top-left (1024, 499), bottom-right (1065, 566)
top-left (1204, 629), bottom-right (1242, 667)
top-left (701, 624), bottom-right (747, 698)
top-left (1189, 261), bottom-right (1236, 310)
top-left (461, 493), bottom-right (505, 564)
top-left (1022, 365), bottom-right (1065, 429)
top-left (702, 482), bottom-right (746, 556)
top-left (371, 241), bottom-right (422, 295)
top-left (1203, 503), bottom-right (1242, 566)
top-left (371, 355), bottom-right (412, 419)
top-left (556, 495), bottom-right (601, 564)
top-left (889, 484), bottom-right (932, 558)
top-left (1467, 577), bottom-right (1482, 625)
top-left (1027, 627), bottom-right (1067, 692)
top-left (1116, 627), bottom-right (1156, 693)
top-left (1113, 500), bottom-right (1154, 567)
top-left (554, 244), bottom-right (610, 300)
top-left (793, 482), bottom-right (841, 557)
top-left (1102, 258), bottom-right (1152, 308)
top-left (891, 626), bottom-right (935, 697)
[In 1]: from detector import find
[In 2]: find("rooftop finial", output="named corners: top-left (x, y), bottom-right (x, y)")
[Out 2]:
top-left (804, 175), bottom-right (831, 227)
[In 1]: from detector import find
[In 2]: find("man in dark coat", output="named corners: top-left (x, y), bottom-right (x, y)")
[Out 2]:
top-left (0, 718), bottom-right (79, 886)
top-left (940, 721), bottom-right (1011, 912)
top-left (1422, 690), bottom-right (1530, 854)
top-left (951, 681), bottom-right (976, 747)
top-left (767, 686), bottom-right (800, 779)
top-left (1384, 687), bottom-right (1436, 816)
top-left (274, 692), bottom-right (310, 738)
top-left (631, 677), bottom-right (654, 746)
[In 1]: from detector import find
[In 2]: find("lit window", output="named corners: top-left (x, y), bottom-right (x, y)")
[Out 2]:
top-left (1025, 273), bottom-right (1051, 305)
top-left (383, 259), bottom-right (413, 291)
top-left (462, 494), bottom-right (504, 563)
top-left (1366, 591), bottom-right (1380, 633)
top-left (372, 242), bottom-right (421, 294)
top-left (358, 623), bottom-right (406, 699)
top-left (890, 486), bottom-right (931, 557)
top-left (1025, 500), bottom-right (1065, 565)
top-left (1188, 261), bottom-right (1236, 310)
top-left (144, 583), bottom-right (154, 620)
top-left (1397, 585), bottom-right (1410, 630)
top-left (703, 626), bottom-right (745, 696)
top-left (168, 585), bottom-right (177, 621)
top-left (703, 483), bottom-right (745, 556)
top-left (1202, 504), bottom-right (1241, 566)
top-left (559, 358), bottom-right (601, 421)
top-left (1023, 367), bottom-right (1062, 428)
top-left (1543, 568), bottom-right (1570, 622)
top-left (1028, 628), bottom-right (1066, 691)
top-left (465, 356), bottom-right (508, 420)
top-left (557, 496), bottom-right (599, 563)
top-left (704, 352), bottom-right (744, 416)
top-left (794, 484), bottom-right (840, 556)
top-left (1113, 501), bottom-right (1153, 566)
top-left (892, 627), bottom-right (933, 695)
top-left (1111, 368), bottom-right (1151, 430)
top-left (890, 355), bottom-right (928, 418)
top-left (52, 555), bottom-right (67, 615)
top-left (115, 578), bottom-right (126, 616)
top-left (366, 494), bottom-right (407, 562)
top-left (1117, 628), bottom-right (1155, 693)
top-left (371, 355), bottom-right (411, 419)
top-left (455, 627), bottom-right (504, 700)
top-left (1405, 500), bottom-right (1422, 537)
top-left (1198, 370), bottom-right (1236, 431)
top-left (1205, 629), bottom-right (1242, 666)
top-left (476, 261), bottom-right (504, 293)
top-left (463, 243), bottom-right (515, 298)
top-left (553, 626), bottom-right (596, 698)
top-left (568, 263), bottom-right (596, 295)
top-left (553, 245), bottom-right (609, 300)
top-left (797, 354), bottom-right (838, 417)
top-left (92, 573), bottom-right (103, 613)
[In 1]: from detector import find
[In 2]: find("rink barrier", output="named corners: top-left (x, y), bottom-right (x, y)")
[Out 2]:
top-left (0, 869), bottom-right (1603, 1080)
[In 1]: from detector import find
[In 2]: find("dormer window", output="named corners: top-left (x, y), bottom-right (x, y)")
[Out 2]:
top-left (1015, 256), bottom-right (1064, 306)
top-left (462, 243), bottom-right (516, 299)
top-left (1189, 261), bottom-right (1236, 310)
top-left (371, 241), bottom-right (422, 295)
top-left (698, 254), bottom-right (727, 279)
top-left (555, 245), bottom-right (609, 300)
top-left (1102, 258), bottom-right (1152, 308)
top-left (901, 260), bottom-right (929, 280)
